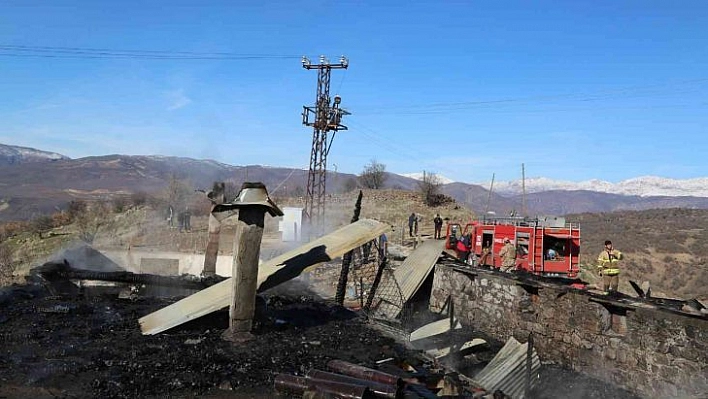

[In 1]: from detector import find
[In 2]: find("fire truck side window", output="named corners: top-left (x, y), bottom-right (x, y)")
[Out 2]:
top-left (515, 235), bottom-right (529, 259)
top-left (544, 238), bottom-right (566, 260)
top-left (482, 234), bottom-right (493, 250)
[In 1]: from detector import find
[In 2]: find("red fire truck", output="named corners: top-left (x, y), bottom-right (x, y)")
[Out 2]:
top-left (445, 216), bottom-right (581, 278)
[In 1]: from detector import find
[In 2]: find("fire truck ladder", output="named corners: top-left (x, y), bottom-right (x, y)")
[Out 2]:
top-left (568, 223), bottom-right (573, 274)
top-left (533, 226), bottom-right (545, 274)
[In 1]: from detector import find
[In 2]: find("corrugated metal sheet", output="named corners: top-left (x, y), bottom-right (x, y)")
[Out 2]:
top-left (426, 338), bottom-right (486, 359)
top-left (473, 337), bottom-right (540, 399)
top-left (372, 239), bottom-right (445, 320)
top-left (409, 317), bottom-right (462, 342)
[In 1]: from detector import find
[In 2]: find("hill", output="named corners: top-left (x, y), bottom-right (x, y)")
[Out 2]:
top-left (2, 184), bottom-right (706, 300)
top-left (1, 143), bottom-right (707, 222)
top-left (0, 146), bottom-right (424, 221)
top-left (568, 208), bottom-right (708, 301)
top-left (518, 190), bottom-right (708, 215)
top-left (0, 189), bottom-right (473, 285)
top-left (0, 143), bottom-right (69, 165)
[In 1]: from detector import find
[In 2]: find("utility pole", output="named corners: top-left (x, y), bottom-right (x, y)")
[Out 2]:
top-left (522, 163), bottom-right (527, 217)
top-left (301, 55), bottom-right (350, 238)
top-left (485, 173), bottom-right (495, 215)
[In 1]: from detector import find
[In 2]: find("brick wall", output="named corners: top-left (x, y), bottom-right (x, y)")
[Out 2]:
top-left (430, 264), bottom-right (708, 398)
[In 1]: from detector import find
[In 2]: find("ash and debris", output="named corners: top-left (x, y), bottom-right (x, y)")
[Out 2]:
top-left (0, 281), bottom-right (409, 398)
top-left (0, 270), bottom-right (642, 399)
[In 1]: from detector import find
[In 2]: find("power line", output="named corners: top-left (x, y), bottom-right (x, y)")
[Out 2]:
top-left (0, 44), bottom-right (300, 60)
top-left (335, 68), bottom-right (347, 95)
top-left (346, 118), bottom-right (461, 180)
top-left (355, 78), bottom-right (708, 115)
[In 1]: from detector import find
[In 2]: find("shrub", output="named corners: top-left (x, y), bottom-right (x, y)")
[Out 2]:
top-left (51, 211), bottom-right (72, 227)
top-left (131, 191), bottom-right (148, 207)
top-left (0, 243), bottom-right (16, 286)
top-left (30, 215), bottom-right (54, 238)
top-left (112, 196), bottom-right (129, 213)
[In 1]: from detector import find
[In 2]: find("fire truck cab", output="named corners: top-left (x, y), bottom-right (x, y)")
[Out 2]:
top-left (450, 216), bottom-right (581, 278)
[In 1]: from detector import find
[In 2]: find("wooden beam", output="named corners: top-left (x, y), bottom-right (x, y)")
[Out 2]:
top-left (139, 219), bottom-right (388, 335)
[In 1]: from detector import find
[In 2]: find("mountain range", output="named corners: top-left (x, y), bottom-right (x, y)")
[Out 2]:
top-left (488, 176), bottom-right (708, 198)
top-left (401, 172), bottom-right (708, 198)
top-left (1, 143), bottom-right (707, 221)
top-left (0, 143), bottom-right (69, 165)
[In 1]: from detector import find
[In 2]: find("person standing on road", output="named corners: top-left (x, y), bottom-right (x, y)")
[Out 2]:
top-left (597, 240), bottom-right (623, 294)
top-left (433, 214), bottom-right (443, 239)
top-left (499, 237), bottom-right (517, 272)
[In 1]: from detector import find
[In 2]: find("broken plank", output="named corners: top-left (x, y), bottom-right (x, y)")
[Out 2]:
top-left (139, 219), bottom-right (388, 335)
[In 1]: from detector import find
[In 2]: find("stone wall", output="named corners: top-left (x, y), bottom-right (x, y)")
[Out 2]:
top-left (430, 264), bottom-right (708, 399)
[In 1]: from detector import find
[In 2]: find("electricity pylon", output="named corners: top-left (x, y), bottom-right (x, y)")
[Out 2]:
top-left (301, 55), bottom-right (350, 237)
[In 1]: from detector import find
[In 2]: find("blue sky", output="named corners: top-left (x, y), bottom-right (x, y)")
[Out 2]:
top-left (0, 1), bottom-right (706, 183)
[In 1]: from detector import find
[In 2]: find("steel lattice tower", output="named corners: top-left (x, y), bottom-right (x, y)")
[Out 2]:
top-left (301, 55), bottom-right (350, 237)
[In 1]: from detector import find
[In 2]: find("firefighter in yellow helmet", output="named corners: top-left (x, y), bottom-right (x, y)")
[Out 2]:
top-left (500, 237), bottom-right (517, 272)
top-left (597, 240), bottom-right (623, 293)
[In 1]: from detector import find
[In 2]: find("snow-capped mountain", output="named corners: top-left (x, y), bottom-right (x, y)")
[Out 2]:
top-left (401, 172), bottom-right (455, 184)
top-left (488, 176), bottom-right (708, 198)
top-left (0, 143), bottom-right (69, 165)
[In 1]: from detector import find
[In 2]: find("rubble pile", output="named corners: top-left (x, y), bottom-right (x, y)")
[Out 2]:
top-left (0, 268), bottom-right (643, 399)
top-left (0, 284), bottom-right (410, 398)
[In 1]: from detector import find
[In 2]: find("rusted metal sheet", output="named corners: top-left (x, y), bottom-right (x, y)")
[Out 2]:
top-left (472, 337), bottom-right (540, 399)
top-left (306, 369), bottom-right (397, 398)
top-left (274, 373), bottom-right (310, 394)
top-left (139, 219), bottom-right (388, 335)
top-left (327, 359), bottom-right (401, 386)
top-left (275, 373), bottom-right (371, 398)
top-left (372, 239), bottom-right (445, 320)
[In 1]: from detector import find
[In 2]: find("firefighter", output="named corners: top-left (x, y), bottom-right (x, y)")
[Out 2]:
top-left (480, 243), bottom-right (491, 267)
top-left (499, 238), bottom-right (517, 271)
top-left (597, 240), bottom-right (623, 293)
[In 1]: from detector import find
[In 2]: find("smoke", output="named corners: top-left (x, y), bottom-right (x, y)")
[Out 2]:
top-left (45, 242), bottom-right (124, 273)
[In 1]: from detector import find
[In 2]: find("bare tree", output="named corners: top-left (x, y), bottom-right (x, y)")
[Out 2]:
top-left (223, 181), bottom-right (241, 202)
top-left (418, 171), bottom-right (446, 206)
top-left (165, 174), bottom-right (193, 209)
top-left (75, 201), bottom-right (112, 244)
top-left (359, 159), bottom-right (387, 189)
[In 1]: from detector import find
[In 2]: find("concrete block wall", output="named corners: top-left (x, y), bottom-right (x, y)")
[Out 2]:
top-left (430, 264), bottom-right (708, 399)
top-left (101, 250), bottom-right (235, 276)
